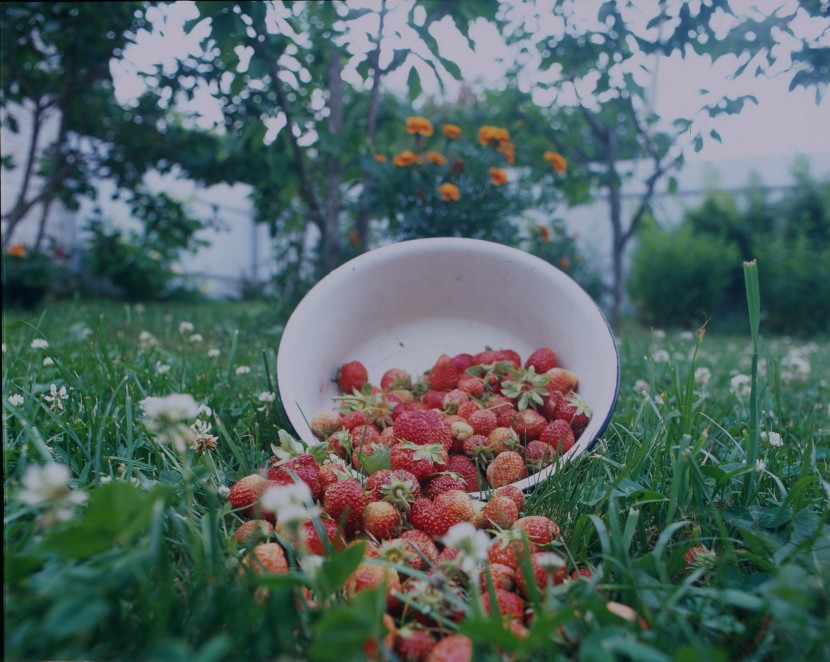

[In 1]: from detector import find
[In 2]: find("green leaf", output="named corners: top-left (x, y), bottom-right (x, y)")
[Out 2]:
top-left (407, 66), bottom-right (422, 102)
top-left (315, 542), bottom-right (366, 597)
top-left (308, 584), bottom-right (387, 660)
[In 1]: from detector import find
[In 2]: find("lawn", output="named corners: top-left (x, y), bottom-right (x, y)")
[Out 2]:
top-left (3, 298), bottom-right (829, 661)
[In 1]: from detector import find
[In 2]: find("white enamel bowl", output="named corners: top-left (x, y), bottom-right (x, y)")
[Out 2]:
top-left (277, 237), bottom-right (620, 498)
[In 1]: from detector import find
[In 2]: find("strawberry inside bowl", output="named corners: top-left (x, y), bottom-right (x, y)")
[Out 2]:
top-left (276, 237), bottom-right (620, 498)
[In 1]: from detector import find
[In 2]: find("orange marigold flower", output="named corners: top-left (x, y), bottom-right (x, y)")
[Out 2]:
top-left (374, 153), bottom-right (387, 163)
top-left (348, 229), bottom-right (361, 249)
top-left (537, 225), bottom-right (552, 242)
top-left (489, 167), bottom-right (508, 186)
top-left (426, 151), bottom-right (448, 166)
top-left (478, 125), bottom-right (510, 147)
top-left (442, 124), bottom-right (462, 140)
top-left (392, 150), bottom-right (420, 167)
top-left (437, 182), bottom-right (461, 202)
top-left (559, 257), bottom-right (571, 270)
top-left (544, 150), bottom-right (567, 174)
top-left (498, 140), bottom-right (516, 164)
top-left (8, 244), bottom-right (27, 257)
top-left (406, 116), bottom-right (434, 137)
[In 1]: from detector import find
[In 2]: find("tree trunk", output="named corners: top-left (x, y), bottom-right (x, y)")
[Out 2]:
top-left (606, 132), bottom-right (624, 329)
top-left (322, 48), bottom-right (344, 274)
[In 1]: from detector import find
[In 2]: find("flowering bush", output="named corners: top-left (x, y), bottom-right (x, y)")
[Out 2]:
top-left (2, 244), bottom-right (55, 309)
top-left (372, 116), bottom-right (568, 245)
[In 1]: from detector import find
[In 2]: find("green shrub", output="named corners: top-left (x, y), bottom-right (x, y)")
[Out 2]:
top-left (628, 223), bottom-right (739, 328)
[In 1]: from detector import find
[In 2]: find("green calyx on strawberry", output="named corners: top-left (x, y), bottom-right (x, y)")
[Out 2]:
top-left (334, 388), bottom-right (395, 429)
top-left (554, 392), bottom-right (592, 433)
top-left (390, 441), bottom-right (448, 482)
top-left (500, 366), bottom-right (550, 411)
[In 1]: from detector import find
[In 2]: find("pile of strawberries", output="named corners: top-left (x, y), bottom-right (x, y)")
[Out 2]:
top-left (226, 347), bottom-right (600, 659)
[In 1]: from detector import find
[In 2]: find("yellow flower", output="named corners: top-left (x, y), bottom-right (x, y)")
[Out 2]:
top-left (442, 124), bottom-right (462, 140)
top-left (489, 167), bottom-right (508, 186)
top-left (8, 244), bottom-right (27, 258)
top-left (426, 151), bottom-right (448, 166)
top-left (544, 151), bottom-right (567, 174)
top-left (392, 150), bottom-right (420, 167)
top-left (406, 116), bottom-right (434, 137)
top-left (478, 125), bottom-right (510, 147)
top-left (437, 183), bottom-right (461, 202)
top-left (374, 153), bottom-right (387, 163)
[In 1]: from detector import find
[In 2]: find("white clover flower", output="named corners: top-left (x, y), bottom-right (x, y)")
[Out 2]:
top-left (17, 462), bottom-right (87, 523)
top-left (678, 331), bottom-right (695, 341)
top-left (197, 404), bottom-right (212, 417)
top-left (781, 354), bottom-right (811, 382)
top-left (695, 367), bottom-right (711, 387)
top-left (133, 303), bottom-right (145, 314)
top-left (100, 475), bottom-right (112, 485)
top-left (80, 326), bottom-right (94, 339)
top-left (155, 362), bottom-right (171, 375)
top-left (652, 349), bottom-right (670, 363)
top-left (30, 338), bottom-right (49, 349)
top-left (300, 554), bottom-right (325, 581)
top-left (652, 329), bottom-right (666, 339)
top-left (190, 418), bottom-right (218, 453)
top-left (761, 431), bottom-right (783, 448)
top-left (140, 393), bottom-right (200, 453)
top-left (534, 551), bottom-right (566, 571)
top-left (729, 374), bottom-right (752, 398)
top-left (138, 331), bottom-right (158, 349)
top-left (633, 380), bottom-right (650, 395)
top-left (8, 394), bottom-right (24, 407)
top-left (218, 484), bottom-right (231, 499)
top-left (258, 392), bottom-right (277, 403)
top-left (208, 348), bottom-right (221, 358)
top-left (42, 357), bottom-right (55, 367)
top-left (755, 459), bottom-right (766, 473)
top-left (44, 384), bottom-right (68, 411)
top-left (235, 365), bottom-right (251, 376)
top-left (260, 482), bottom-right (318, 527)
top-left (654, 394), bottom-right (664, 406)
top-left (2, 343), bottom-right (6, 352)
top-left (178, 321), bottom-right (195, 334)
top-left (189, 333), bottom-right (204, 344)
top-left (441, 522), bottom-right (490, 576)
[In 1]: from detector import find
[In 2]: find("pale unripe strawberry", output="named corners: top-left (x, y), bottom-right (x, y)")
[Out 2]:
top-left (241, 542), bottom-right (288, 575)
top-left (311, 407), bottom-right (342, 439)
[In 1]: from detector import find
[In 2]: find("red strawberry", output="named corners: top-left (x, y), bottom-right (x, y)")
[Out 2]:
top-left (420, 389), bottom-right (446, 410)
top-left (513, 515), bottom-right (560, 546)
top-left (539, 419), bottom-right (576, 454)
top-left (319, 460), bottom-right (352, 491)
top-left (442, 389), bottom-right (471, 413)
top-left (363, 501), bottom-right (402, 541)
top-left (507, 408), bottom-right (547, 441)
top-left (480, 587), bottom-right (525, 623)
top-left (393, 410), bottom-right (453, 450)
top-left (455, 399), bottom-right (480, 419)
top-left (400, 529), bottom-right (440, 569)
top-left (486, 451), bottom-right (526, 488)
top-left (337, 360), bottom-right (368, 394)
top-left (381, 367), bottom-right (412, 391)
top-left (341, 410), bottom-right (369, 430)
top-left (229, 474), bottom-right (267, 517)
top-left (390, 442), bottom-right (448, 482)
top-left (392, 400), bottom-right (430, 420)
top-left (463, 434), bottom-right (495, 463)
top-left (394, 626), bottom-right (437, 662)
top-left (327, 429), bottom-right (353, 459)
top-left (401, 576), bottom-right (466, 627)
top-left (468, 408), bottom-right (498, 436)
top-left (480, 562), bottom-right (515, 592)
top-left (424, 472), bottom-right (467, 499)
top-left (430, 490), bottom-right (476, 536)
top-left (514, 551), bottom-right (565, 598)
top-left (426, 633), bottom-right (473, 662)
top-left (234, 519), bottom-right (274, 545)
top-left (496, 485), bottom-right (525, 513)
top-left (553, 392), bottom-right (592, 434)
top-left (525, 440), bottom-right (556, 471)
top-left (323, 478), bottom-right (367, 537)
top-left (481, 494), bottom-right (519, 529)
top-left (363, 612), bottom-right (397, 661)
top-left (457, 374), bottom-right (485, 397)
top-left (349, 423), bottom-right (382, 450)
top-left (544, 367), bottom-right (579, 395)
top-left (487, 427), bottom-right (521, 455)
top-left (267, 453), bottom-right (322, 501)
top-left (446, 454), bottom-right (480, 492)
top-left (451, 353), bottom-right (475, 372)
top-left (488, 532), bottom-right (539, 573)
top-left (525, 347), bottom-right (558, 373)
top-left (346, 562), bottom-right (401, 611)
top-left (366, 468), bottom-right (422, 511)
top-left (287, 517), bottom-right (344, 555)
top-left (241, 542), bottom-right (288, 575)
top-left (495, 404), bottom-right (519, 428)
top-left (428, 353), bottom-right (462, 391)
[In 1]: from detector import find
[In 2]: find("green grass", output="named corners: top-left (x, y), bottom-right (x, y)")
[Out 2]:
top-left (3, 299), bottom-right (829, 661)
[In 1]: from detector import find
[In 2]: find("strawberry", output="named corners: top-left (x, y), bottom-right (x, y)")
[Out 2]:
top-left (393, 400), bottom-right (430, 421)
top-left (363, 612), bottom-right (397, 661)
top-left (427, 353), bottom-right (462, 391)
top-left (513, 515), bottom-right (560, 546)
top-left (366, 468), bottom-right (421, 511)
top-left (393, 410), bottom-right (453, 450)
top-left (337, 360), bottom-right (369, 394)
top-left (426, 633), bottom-right (473, 662)
top-left (267, 453), bottom-right (322, 501)
top-left (229, 474), bottom-right (267, 517)
top-left (241, 542), bottom-right (288, 575)
top-left (341, 410), bottom-right (369, 430)
top-left (286, 516), bottom-right (344, 555)
top-left (495, 404), bottom-right (519, 428)
top-left (488, 531), bottom-right (539, 573)
top-left (514, 551), bottom-right (565, 598)
top-left (486, 427), bottom-right (521, 455)
top-left (401, 576), bottom-right (467, 627)
top-left (553, 392), bottom-right (592, 435)
top-left (420, 389), bottom-right (447, 410)
top-left (424, 472), bottom-right (467, 499)
top-left (363, 501), bottom-right (402, 541)
top-left (446, 454), bottom-right (480, 492)
top-left (442, 389), bottom-right (471, 413)
top-left (381, 367), bottom-right (412, 391)
top-left (394, 626), bottom-right (437, 662)
top-left (323, 478), bottom-right (367, 537)
top-left (474, 349), bottom-right (520, 369)
top-left (496, 485), bottom-right (525, 513)
top-left (455, 399), bottom-right (480, 419)
top-left (451, 353), bottom-right (475, 372)
top-left (377, 537), bottom-right (422, 569)
top-left (408, 490), bottom-right (475, 538)
top-left (310, 407), bottom-right (343, 439)
top-left (480, 587), bottom-right (525, 623)
top-left (456, 374), bottom-right (485, 397)
top-left (544, 367), bottom-right (579, 395)
top-left (234, 519), bottom-right (274, 545)
top-left (507, 408), bottom-right (547, 441)
top-left (481, 494), bottom-right (519, 529)
top-left (448, 418), bottom-right (474, 453)
top-left (486, 451), bottom-right (526, 488)
top-left (346, 562), bottom-right (401, 611)
top-left (480, 562), bottom-right (515, 592)
top-left (327, 429), bottom-right (353, 459)
top-left (462, 434), bottom-right (493, 462)
top-left (525, 347), bottom-right (558, 373)
top-left (319, 460), bottom-right (352, 491)
top-left (539, 419), bottom-right (576, 453)
top-left (525, 440), bottom-right (556, 471)
top-left (468, 408), bottom-right (498, 436)
top-left (400, 529), bottom-right (440, 569)
top-left (390, 442), bottom-right (448, 482)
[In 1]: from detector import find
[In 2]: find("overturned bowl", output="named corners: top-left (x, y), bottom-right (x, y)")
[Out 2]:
top-left (277, 237), bottom-right (619, 497)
